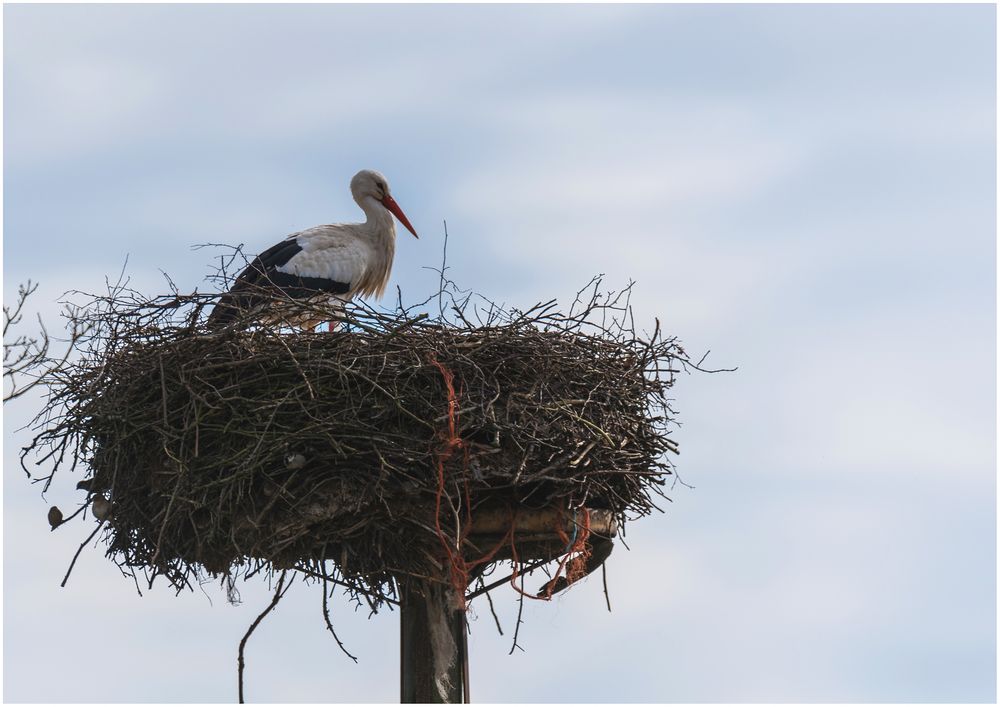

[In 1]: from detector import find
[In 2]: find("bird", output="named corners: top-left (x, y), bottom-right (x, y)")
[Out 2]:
top-left (207, 169), bottom-right (418, 329)
top-left (47, 506), bottom-right (63, 531)
top-left (92, 494), bottom-right (113, 521)
top-left (76, 478), bottom-right (96, 493)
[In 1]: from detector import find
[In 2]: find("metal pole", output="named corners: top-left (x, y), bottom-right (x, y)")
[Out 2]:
top-left (397, 506), bottom-right (615, 703)
top-left (399, 579), bottom-right (467, 703)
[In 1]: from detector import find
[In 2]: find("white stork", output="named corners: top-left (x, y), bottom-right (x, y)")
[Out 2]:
top-left (207, 169), bottom-right (418, 329)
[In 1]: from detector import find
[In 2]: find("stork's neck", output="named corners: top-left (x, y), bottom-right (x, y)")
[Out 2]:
top-left (356, 195), bottom-right (397, 297)
top-left (359, 195), bottom-right (397, 243)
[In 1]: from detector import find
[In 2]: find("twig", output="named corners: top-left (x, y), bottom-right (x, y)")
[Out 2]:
top-left (60, 521), bottom-right (104, 588)
top-left (321, 573), bottom-right (359, 662)
top-left (602, 561), bottom-right (611, 612)
top-left (238, 571), bottom-right (292, 704)
top-left (509, 585), bottom-right (526, 655)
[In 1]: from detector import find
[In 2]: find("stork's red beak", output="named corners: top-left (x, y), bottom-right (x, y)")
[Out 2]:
top-left (381, 195), bottom-right (418, 238)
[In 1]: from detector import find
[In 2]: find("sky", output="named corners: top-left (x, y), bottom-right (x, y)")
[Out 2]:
top-left (3, 3), bottom-right (996, 703)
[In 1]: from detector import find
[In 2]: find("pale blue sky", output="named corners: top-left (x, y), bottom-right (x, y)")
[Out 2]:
top-left (4, 3), bottom-right (996, 702)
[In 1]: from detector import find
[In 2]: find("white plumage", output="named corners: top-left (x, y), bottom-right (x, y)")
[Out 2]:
top-left (275, 230), bottom-right (370, 287)
top-left (208, 169), bottom-right (418, 329)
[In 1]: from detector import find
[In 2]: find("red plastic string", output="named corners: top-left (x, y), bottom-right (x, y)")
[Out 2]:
top-left (427, 354), bottom-right (594, 605)
top-left (510, 506), bottom-right (593, 601)
top-left (427, 354), bottom-right (469, 605)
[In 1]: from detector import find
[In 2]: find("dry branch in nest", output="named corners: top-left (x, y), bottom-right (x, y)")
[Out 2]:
top-left (23, 269), bottom-right (694, 617)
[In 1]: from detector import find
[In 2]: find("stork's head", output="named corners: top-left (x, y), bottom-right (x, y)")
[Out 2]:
top-left (350, 169), bottom-right (419, 238)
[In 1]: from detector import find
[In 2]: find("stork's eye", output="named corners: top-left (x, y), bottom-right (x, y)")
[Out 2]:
top-left (376, 181), bottom-right (386, 192)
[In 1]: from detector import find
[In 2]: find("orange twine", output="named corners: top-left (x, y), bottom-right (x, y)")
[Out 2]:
top-left (427, 354), bottom-right (594, 605)
top-left (428, 354), bottom-right (471, 607)
top-left (543, 507), bottom-right (592, 599)
top-left (563, 508), bottom-right (593, 585)
top-left (510, 507), bottom-right (593, 601)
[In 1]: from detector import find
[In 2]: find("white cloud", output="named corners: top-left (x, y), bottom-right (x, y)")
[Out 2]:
top-left (5, 56), bottom-right (161, 169)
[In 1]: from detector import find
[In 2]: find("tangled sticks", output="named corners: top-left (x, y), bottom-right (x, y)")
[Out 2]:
top-left (23, 275), bottom-right (690, 615)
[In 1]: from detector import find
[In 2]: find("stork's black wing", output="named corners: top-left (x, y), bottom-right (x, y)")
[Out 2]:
top-left (207, 237), bottom-right (351, 327)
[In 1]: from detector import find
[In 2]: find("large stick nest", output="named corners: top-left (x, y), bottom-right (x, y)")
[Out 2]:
top-left (25, 272), bottom-right (693, 609)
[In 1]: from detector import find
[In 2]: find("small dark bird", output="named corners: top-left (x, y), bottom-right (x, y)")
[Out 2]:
top-left (92, 494), bottom-right (113, 521)
top-left (76, 478), bottom-right (95, 493)
top-left (47, 506), bottom-right (63, 531)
